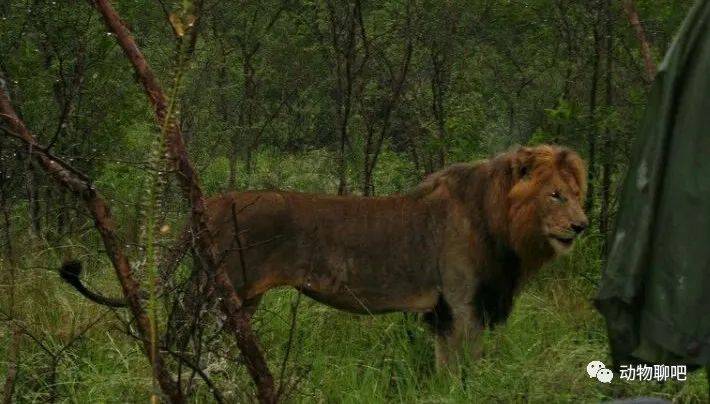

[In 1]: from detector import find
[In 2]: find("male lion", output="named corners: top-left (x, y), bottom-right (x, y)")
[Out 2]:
top-left (61, 144), bottom-right (588, 367)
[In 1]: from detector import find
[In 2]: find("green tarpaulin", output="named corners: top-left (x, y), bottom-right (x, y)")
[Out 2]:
top-left (595, 0), bottom-right (710, 367)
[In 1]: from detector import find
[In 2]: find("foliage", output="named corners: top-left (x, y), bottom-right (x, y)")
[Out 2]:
top-left (0, 0), bottom-right (705, 402)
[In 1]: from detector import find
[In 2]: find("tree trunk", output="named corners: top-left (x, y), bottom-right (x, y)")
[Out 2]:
top-left (361, 19), bottom-right (413, 196)
top-left (89, 1), bottom-right (277, 401)
top-left (228, 153), bottom-right (238, 190)
top-left (25, 157), bottom-right (40, 236)
top-left (216, 44), bottom-right (238, 191)
top-left (0, 86), bottom-right (185, 403)
top-left (362, 123), bottom-right (375, 196)
top-left (362, 170), bottom-right (373, 196)
top-left (334, 53), bottom-right (352, 196)
top-left (600, 0), bottom-right (614, 256)
top-left (337, 119), bottom-right (348, 195)
top-left (0, 184), bottom-right (13, 258)
top-left (622, 0), bottom-right (656, 81)
top-left (586, 4), bottom-right (601, 214)
top-left (1, 171), bottom-right (19, 404)
top-left (336, 60), bottom-right (352, 197)
top-left (241, 55), bottom-right (257, 186)
top-left (327, 0), bottom-right (367, 196)
top-left (430, 51), bottom-right (448, 169)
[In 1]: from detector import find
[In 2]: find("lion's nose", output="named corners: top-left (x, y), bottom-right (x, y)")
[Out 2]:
top-left (571, 221), bottom-right (587, 234)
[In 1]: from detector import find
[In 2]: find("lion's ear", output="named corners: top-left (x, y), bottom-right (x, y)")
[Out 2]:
top-left (512, 147), bottom-right (535, 181)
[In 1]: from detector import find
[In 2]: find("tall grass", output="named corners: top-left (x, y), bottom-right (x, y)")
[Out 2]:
top-left (1, 151), bottom-right (708, 403)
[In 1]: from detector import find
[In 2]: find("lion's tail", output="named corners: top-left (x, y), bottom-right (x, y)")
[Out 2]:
top-left (59, 261), bottom-right (129, 308)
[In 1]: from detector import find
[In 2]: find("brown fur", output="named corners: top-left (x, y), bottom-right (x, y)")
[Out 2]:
top-left (207, 144), bottom-right (588, 366)
top-left (62, 144), bottom-right (588, 368)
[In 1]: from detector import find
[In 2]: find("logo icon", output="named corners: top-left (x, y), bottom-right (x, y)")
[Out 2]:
top-left (587, 360), bottom-right (614, 383)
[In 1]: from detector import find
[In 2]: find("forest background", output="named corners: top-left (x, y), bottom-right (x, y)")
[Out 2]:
top-left (1, 0), bottom-right (707, 402)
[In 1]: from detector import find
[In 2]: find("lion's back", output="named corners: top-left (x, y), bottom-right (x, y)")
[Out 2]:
top-left (205, 190), bottom-right (447, 309)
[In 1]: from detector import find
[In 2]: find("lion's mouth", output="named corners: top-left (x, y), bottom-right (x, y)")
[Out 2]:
top-left (548, 234), bottom-right (575, 252)
top-left (551, 235), bottom-right (574, 246)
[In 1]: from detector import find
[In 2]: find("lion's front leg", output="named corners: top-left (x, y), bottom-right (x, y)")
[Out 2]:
top-left (434, 305), bottom-right (483, 371)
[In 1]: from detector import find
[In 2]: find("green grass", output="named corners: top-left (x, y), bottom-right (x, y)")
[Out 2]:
top-left (1, 152), bottom-right (708, 403)
top-left (1, 237), bottom-right (707, 403)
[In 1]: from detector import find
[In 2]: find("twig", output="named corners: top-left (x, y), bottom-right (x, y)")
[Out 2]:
top-left (621, 0), bottom-right (656, 82)
top-left (0, 75), bottom-right (184, 403)
top-left (120, 319), bottom-right (227, 404)
top-left (89, 0), bottom-right (276, 401)
top-left (164, 349), bottom-right (226, 404)
top-left (276, 292), bottom-right (302, 400)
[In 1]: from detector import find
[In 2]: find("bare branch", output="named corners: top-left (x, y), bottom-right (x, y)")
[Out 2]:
top-left (88, 0), bottom-right (276, 401)
top-left (0, 80), bottom-right (185, 403)
top-left (622, 0), bottom-right (656, 81)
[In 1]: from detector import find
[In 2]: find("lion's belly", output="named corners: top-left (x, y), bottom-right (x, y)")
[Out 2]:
top-left (295, 255), bottom-right (441, 314)
top-left (220, 191), bottom-right (448, 313)
top-left (299, 285), bottom-right (439, 314)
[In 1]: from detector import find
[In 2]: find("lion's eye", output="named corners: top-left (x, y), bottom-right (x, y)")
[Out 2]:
top-left (551, 191), bottom-right (564, 202)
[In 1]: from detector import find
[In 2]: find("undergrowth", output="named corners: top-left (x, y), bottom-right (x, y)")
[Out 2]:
top-left (1, 151), bottom-right (708, 403)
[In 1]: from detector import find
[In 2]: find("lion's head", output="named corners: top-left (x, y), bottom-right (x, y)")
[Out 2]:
top-left (507, 145), bottom-right (588, 259)
top-left (408, 144), bottom-right (588, 262)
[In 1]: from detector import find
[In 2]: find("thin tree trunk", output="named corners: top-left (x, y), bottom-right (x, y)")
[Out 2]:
top-left (338, 54), bottom-right (355, 196)
top-left (586, 5), bottom-right (601, 214)
top-left (228, 148), bottom-right (238, 190)
top-left (25, 157), bottom-right (40, 236)
top-left (0, 185), bottom-right (12, 258)
top-left (328, 0), bottom-right (367, 196)
top-left (362, 122), bottom-right (375, 196)
top-left (216, 43), bottom-right (238, 190)
top-left (507, 100), bottom-right (515, 139)
top-left (362, 17), bottom-right (413, 196)
top-left (335, 50), bottom-right (352, 196)
top-left (243, 56), bottom-right (257, 183)
top-left (430, 51), bottom-right (447, 169)
top-left (337, 120), bottom-right (348, 195)
top-left (406, 127), bottom-right (421, 174)
top-left (89, 1), bottom-right (276, 401)
top-left (244, 148), bottom-right (253, 187)
top-left (1, 168), bottom-right (20, 404)
top-left (0, 88), bottom-right (185, 403)
top-left (600, 0), bottom-right (614, 256)
top-left (622, 0), bottom-right (656, 81)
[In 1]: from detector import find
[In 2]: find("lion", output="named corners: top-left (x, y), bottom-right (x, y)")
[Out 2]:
top-left (61, 144), bottom-right (588, 367)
